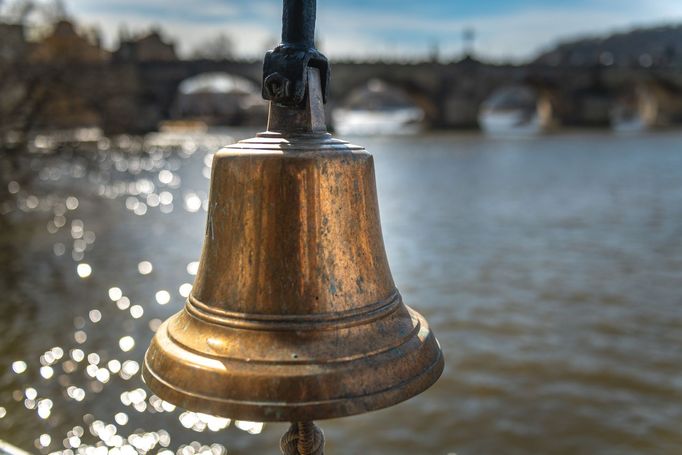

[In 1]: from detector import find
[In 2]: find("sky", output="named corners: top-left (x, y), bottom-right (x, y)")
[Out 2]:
top-left (62, 0), bottom-right (682, 61)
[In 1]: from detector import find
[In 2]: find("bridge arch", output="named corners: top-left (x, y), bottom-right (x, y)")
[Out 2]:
top-left (331, 77), bottom-right (438, 134)
top-left (171, 72), bottom-right (266, 125)
top-left (132, 59), bottom-right (263, 127)
top-left (123, 59), bottom-right (682, 132)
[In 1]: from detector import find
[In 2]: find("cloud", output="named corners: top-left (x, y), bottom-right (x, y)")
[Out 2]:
top-left (76, 0), bottom-right (241, 19)
top-left (66, 0), bottom-right (682, 60)
top-left (73, 3), bottom-right (276, 56)
top-left (317, 1), bottom-right (682, 60)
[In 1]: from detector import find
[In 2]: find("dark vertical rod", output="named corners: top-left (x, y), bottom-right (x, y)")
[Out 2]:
top-left (282, 0), bottom-right (316, 47)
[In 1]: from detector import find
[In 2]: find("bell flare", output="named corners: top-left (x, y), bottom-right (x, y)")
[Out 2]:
top-left (143, 294), bottom-right (443, 421)
top-left (142, 133), bottom-right (444, 421)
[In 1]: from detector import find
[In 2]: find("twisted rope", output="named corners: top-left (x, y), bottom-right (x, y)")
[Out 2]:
top-left (280, 421), bottom-right (325, 455)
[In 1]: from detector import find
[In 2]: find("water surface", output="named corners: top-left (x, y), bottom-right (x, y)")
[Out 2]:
top-left (1, 130), bottom-right (682, 454)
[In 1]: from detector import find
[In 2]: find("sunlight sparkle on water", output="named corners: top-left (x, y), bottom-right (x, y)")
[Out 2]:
top-left (235, 420), bottom-right (264, 435)
top-left (115, 412), bottom-right (129, 426)
top-left (109, 287), bottom-right (123, 302)
top-left (130, 304), bottom-right (144, 318)
top-left (147, 193), bottom-right (160, 207)
top-left (184, 193), bottom-right (202, 212)
top-left (138, 260), bottom-right (153, 275)
top-left (89, 309), bottom-right (102, 323)
top-left (25, 195), bottom-right (39, 210)
top-left (37, 398), bottom-right (52, 419)
top-left (88, 353), bottom-right (100, 365)
top-left (71, 220), bottom-right (84, 239)
top-left (179, 283), bottom-right (193, 298)
top-left (186, 261), bottom-right (199, 276)
top-left (149, 318), bottom-right (162, 332)
top-left (116, 296), bottom-right (131, 310)
top-left (70, 348), bottom-right (85, 362)
top-left (134, 203), bottom-right (148, 216)
top-left (12, 360), bottom-right (27, 374)
top-left (77, 263), bottom-right (92, 278)
top-left (53, 242), bottom-right (66, 256)
top-left (66, 196), bottom-right (79, 210)
top-left (178, 412), bottom-right (233, 433)
top-left (120, 360), bottom-right (140, 379)
top-left (38, 433), bottom-right (51, 448)
top-left (74, 330), bottom-right (87, 344)
top-left (40, 366), bottom-right (54, 379)
top-left (158, 170), bottom-right (174, 185)
top-left (41, 352), bottom-right (54, 366)
top-left (159, 191), bottom-right (173, 205)
top-left (108, 359), bottom-right (121, 374)
top-left (95, 368), bottom-right (111, 383)
top-left (119, 336), bottom-right (135, 352)
top-left (68, 435), bottom-right (81, 448)
top-left (155, 290), bottom-right (171, 305)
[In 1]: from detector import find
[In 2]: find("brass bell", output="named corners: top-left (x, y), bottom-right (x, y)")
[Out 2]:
top-left (143, 0), bottom-right (443, 451)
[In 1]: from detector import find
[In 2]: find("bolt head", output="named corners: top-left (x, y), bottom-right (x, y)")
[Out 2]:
top-left (264, 73), bottom-right (291, 101)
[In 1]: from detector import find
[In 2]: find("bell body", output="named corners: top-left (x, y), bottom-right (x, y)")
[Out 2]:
top-left (143, 131), bottom-right (444, 421)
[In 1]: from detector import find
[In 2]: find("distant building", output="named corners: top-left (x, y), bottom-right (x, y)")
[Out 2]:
top-left (31, 20), bottom-right (109, 63)
top-left (0, 23), bottom-right (27, 60)
top-left (534, 25), bottom-right (682, 68)
top-left (114, 31), bottom-right (178, 62)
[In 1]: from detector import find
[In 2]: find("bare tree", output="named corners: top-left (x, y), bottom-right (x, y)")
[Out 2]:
top-left (0, 0), bottom-right (34, 23)
top-left (192, 33), bottom-right (235, 60)
top-left (0, 0), bottom-right (76, 159)
top-left (1, 1), bottom-right (34, 155)
top-left (40, 0), bottom-right (67, 22)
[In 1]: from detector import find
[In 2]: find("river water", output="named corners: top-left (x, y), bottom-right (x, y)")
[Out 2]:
top-left (1, 130), bottom-right (682, 454)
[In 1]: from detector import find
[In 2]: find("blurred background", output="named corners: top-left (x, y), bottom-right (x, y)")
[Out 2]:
top-left (1, 0), bottom-right (682, 454)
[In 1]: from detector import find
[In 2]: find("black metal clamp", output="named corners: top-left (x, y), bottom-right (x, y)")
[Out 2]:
top-left (262, 0), bottom-right (330, 108)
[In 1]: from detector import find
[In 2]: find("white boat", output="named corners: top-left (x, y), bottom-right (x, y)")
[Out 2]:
top-left (332, 79), bottom-right (425, 136)
top-left (333, 107), bottom-right (424, 136)
top-left (610, 87), bottom-right (660, 133)
top-left (610, 107), bottom-right (647, 134)
top-left (478, 109), bottom-right (543, 136)
top-left (479, 86), bottom-right (553, 136)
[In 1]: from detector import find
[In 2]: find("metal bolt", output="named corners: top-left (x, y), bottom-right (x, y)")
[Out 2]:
top-left (264, 73), bottom-right (291, 101)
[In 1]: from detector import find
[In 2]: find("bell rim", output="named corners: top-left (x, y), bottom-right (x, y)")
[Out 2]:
top-left (142, 337), bottom-right (443, 422)
top-left (141, 304), bottom-right (444, 422)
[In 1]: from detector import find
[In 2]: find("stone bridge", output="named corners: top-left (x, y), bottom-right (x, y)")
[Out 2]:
top-left (113, 58), bottom-right (682, 132)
